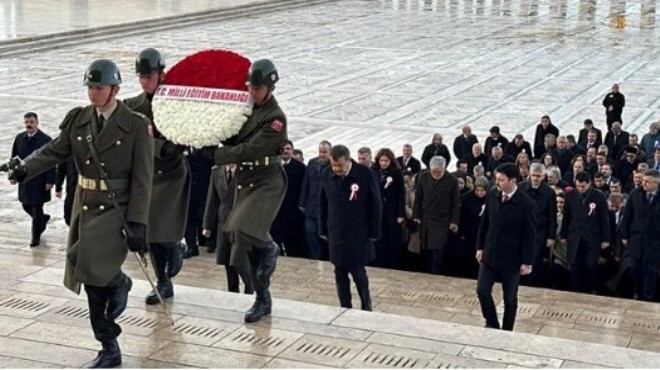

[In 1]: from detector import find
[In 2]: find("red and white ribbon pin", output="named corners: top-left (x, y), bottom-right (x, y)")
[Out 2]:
top-left (588, 202), bottom-right (596, 216)
top-left (385, 176), bottom-right (393, 189)
top-left (350, 183), bottom-right (360, 201)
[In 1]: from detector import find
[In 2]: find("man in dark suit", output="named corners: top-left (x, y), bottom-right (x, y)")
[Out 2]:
top-left (422, 133), bottom-right (451, 169)
top-left (621, 169), bottom-right (660, 301)
top-left (476, 163), bottom-right (536, 331)
top-left (561, 171), bottom-right (611, 293)
top-left (271, 140), bottom-right (307, 257)
top-left (397, 143), bottom-right (422, 174)
top-left (453, 125), bottom-right (479, 162)
top-left (648, 146), bottom-right (660, 171)
top-left (319, 145), bottom-right (382, 311)
top-left (484, 126), bottom-right (509, 157)
top-left (604, 122), bottom-right (630, 161)
top-left (553, 136), bottom-right (575, 175)
top-left (10, 112), bottom-right (56, 246)
top-left (184, 147), bottom-right (214, 257)
top-left (203, 164), bottom-right (253, 294)
top-left (533, 115), bottom-right (560, 159)
top-left (55, 156), bottom-right (77, 226)
top-left (602, 84), bottom-right (625, 130)
top-left (519, 163), bottom-right (557, 287)
top-left (504, 134), bottom-right (532, 160)
top-left (578, 119), bottom-right (603, 147)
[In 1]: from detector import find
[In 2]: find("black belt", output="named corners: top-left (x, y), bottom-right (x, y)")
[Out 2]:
top-left (240, 156), bottom-right (281, 167)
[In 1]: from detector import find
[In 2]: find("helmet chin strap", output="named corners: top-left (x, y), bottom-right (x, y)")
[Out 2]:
top-left (101, 85), bottom-right (118, 109)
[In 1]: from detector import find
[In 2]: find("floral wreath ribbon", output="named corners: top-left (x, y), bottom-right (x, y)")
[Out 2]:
top-left (350, 183), bottom-right (360, 201)
top-left (152, 84), bottom-right (253, 148)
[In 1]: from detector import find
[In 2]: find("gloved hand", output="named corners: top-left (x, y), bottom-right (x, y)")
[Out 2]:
top-left (7, 164), bottom-right (27, 183)
top-left (124, 222), bottom-right (147, 254)
top-left (161, 141), bottom-right (184, 157)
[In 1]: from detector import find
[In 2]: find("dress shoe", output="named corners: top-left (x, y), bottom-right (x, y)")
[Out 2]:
top-left (29, 238), bottom-right (40, 247)
top-left (87, 340), bottom-right (121, 368)
top-left (183, 246), bottom-right (199, 259)
top-left (105, 275), bottom-right (132, 320)
top-left (207, 245), bottom-right (216, 254)
top-left (145, 280), bottom-right (173, 305)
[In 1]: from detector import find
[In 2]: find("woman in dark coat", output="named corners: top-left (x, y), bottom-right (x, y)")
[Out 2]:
top-left (372, 148), bottom-right (406, 269)
top-left (458, 176), bottom-right (489, 279)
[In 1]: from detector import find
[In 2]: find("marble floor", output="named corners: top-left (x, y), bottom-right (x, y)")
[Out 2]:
top-left (0, 226), bottom-right (660, 368)
top-left (0, 0), bottom-right (660, 367)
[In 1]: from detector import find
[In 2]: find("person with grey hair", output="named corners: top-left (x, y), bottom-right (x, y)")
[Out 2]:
top-left (519, 162), bottom-right (558, 287)
top-left (640, 122), bottom-right (660, 161)
top-left (602, 83), bottom-right (625, 130)
top-left (486, 146), bottom-right (510, 178)
top-left (605, 122), bottom-right (630, 161)
top-left (533, 115), bottom-right (559, 159)
top-left (621, 169), bottom-right (660, 301)
top-left (422, 133), bottom-right (452, 169)
top-left (413, 156), bottom-right (460, 274)
top-left (546, 167), bottom-right (568, 190)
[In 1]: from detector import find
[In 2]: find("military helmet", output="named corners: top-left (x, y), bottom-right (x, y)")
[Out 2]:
top-left (247, 59), bottom-right (279, 87)
top-left (135, 48), bottom-right (166, 75)
top-left (83, 59), bottom-right (122, 86)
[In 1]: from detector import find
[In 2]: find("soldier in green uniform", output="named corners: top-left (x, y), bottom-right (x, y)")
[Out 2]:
top-left (8, 59), bottom-right (154, 368)
top-left (124, 48), bottom-right (190, 306)
top-left (206, 59), bottom-right (287, 323)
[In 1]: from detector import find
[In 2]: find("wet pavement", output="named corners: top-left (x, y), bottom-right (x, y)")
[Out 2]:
top-left (0, 0), bottom-right (659, 366)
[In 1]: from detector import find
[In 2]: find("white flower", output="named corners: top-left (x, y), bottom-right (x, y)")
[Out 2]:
top-left (152, 88), bottom-right (252, 148)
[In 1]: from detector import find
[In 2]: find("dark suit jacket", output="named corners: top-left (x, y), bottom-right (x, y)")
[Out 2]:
top-left (648, 159), bottom-right (660, 171)
top-left (319, 161), bottom-right (382, 270)
top-left (11, 130), bottom-right (56, 205)
top-left (396, 156), bottom-right (421, 174)
top-left (604, 131), bottom-right (630, 160)
top-left (504, 141), bottom-right (532, 160)
top-left (477, 188), bottom-right (537, 270)
top-left (453, 134), bottom-right (479, 161)
top-left (578, 128), bottom-right (603, 147)
top-left (422, 144), bottom-right (451, 168)
top-left (533, 123), bottom-right (560, 159)
top-left (56, 156), bottom-right (78, 196)
top-left (621, 189), bottom-right (660, 262)
top-left (271, 158), bottom-right (307, 257)
top-left (560, 188), bottom-right (610, 265)
top-left (519, 181), bottom-right (558, 244)
top-left (203, 166), bottom-right (236, 266)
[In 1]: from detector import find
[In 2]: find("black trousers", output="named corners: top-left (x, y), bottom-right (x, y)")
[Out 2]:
top-left (84, 272), bottom-right (126, 345)
top-left (185, 199), bottom-right (210, 248)
top-left (334, 266), bottom-right (372, 311)
top-left (63, 192), bottom-right (74, 226)
top-left (476, 264), bottom-right (520, 331)
top-left (571, 240), bottom-right (599, 294)
top-left (226, 265), bottom-right (254, 294)
top-left (21, 203), bottom-right (46, 239)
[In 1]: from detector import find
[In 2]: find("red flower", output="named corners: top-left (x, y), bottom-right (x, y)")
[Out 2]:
top-left (163, 49), bottom-right (250, 91)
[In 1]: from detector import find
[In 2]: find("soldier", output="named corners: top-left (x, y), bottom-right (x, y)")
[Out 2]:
top-left (203, 58), bottom-right (287, 323)
top-left (8, 59), bottom-right (153, 368)
top-left (124, 48), bottom-right (189, 306)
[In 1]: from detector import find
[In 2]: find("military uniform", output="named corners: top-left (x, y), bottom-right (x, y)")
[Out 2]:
top-left (124, 91), bottom-right (190, 304)
top-left (19, 101), bottom-right (154, 366)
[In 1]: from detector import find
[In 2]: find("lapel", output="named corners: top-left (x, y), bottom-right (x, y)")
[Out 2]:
top-left (93, 102), bottom-right (131, 154)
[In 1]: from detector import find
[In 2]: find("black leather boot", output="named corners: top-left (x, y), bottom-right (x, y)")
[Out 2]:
top-left (165, 242), bottom-right (184, 278)
top-left (146, 246), bottom-right (173, 305)
top-left (244, 243), bottom-right (278, 323)
top-left (183, 244), bottom-right (199, 259)
top-left (105, 274), bottom-right (132, 320)
top-left (87, 339), bottom-right (121, 368)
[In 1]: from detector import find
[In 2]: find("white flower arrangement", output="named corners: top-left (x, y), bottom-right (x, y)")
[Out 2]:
top-left (151, 85), bottom-right (253, 148)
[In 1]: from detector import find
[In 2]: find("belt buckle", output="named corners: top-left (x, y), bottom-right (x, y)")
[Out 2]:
top-left (99, 180), bottom-right (107, 191)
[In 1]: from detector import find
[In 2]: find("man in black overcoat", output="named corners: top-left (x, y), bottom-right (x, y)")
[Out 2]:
top-left (319, 145), bottom-right (382, 311)
top-left (476, 163), bottom-right (536, 331)
top-left (519, 163), bottom-right (557, 287)
top-left (10, 112), bottom-right (56, 246)
top-left (561, 171), bottom-right (611, 294)
top-left (271, 140), bottom-right (307, 257)
top-left (621, 169), bottom-right (660, 301)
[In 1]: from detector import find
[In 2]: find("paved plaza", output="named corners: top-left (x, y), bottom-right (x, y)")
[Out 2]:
top-left (0, 0), bottom-right (659, 367)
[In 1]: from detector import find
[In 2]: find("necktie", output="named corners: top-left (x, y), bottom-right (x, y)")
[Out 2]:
top-left (502, 193), bottom-right (509, 203)
top-left (98, 114), bottom-right (105, 133)
top-left (648, 193), bottom-right (654, 205)
top-left (227, 170), bottom-right (233, 186)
